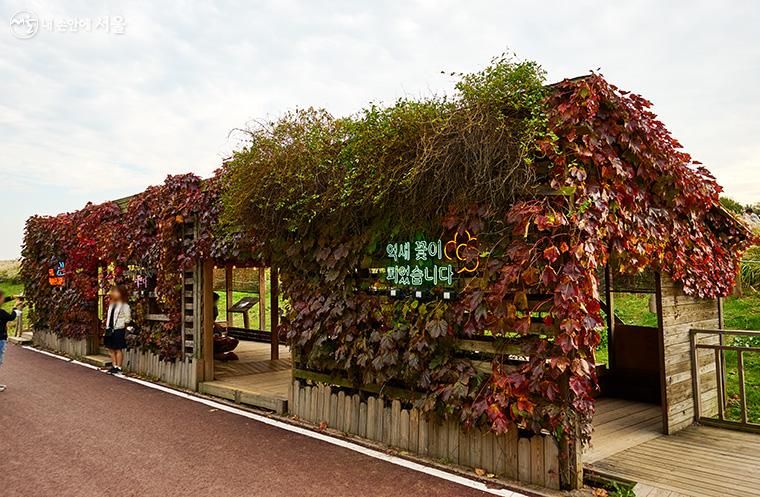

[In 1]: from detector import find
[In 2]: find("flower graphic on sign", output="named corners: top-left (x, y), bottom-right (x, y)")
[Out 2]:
top-left (48, 261), bottom-right (65, 286)
top-left (444, 231), bottom-right (479, 273)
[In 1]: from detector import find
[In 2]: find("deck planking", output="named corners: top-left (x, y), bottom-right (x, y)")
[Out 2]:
top-left (589, 424), bottom-right (760, 496)
top-left (200, 340), bottom-right (292, 413)
top-left (214, 341), bottom-right (290, 379)
top-left (585, 397), bottom-right (663, 463)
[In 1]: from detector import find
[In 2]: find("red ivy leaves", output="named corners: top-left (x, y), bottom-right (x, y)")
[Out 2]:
top-left (479, 75), bottom-right (753, 444)
top-left (21, 173), bottom-right (229, 359)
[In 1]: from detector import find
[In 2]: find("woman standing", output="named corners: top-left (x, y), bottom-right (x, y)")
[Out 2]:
top-left (104, 285), bottom-right (131, 374)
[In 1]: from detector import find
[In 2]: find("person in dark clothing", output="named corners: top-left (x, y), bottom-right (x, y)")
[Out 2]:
top-left (0, 289), bottom-right (24, 392)
top-left (211, 292), bottom-right (238, 361)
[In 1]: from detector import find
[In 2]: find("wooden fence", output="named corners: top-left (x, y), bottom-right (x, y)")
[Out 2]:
top-left (122, 348), bottom-right (198, 391)
top-left (32, 329), bottom-right (198, 391)
top-left (33, 329), bottom-right (93, 357)
top-left (289, 380), bottom-right (562, 490)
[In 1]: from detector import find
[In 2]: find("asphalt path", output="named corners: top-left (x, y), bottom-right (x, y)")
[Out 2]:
top-left (0, 344), bottom-right (499, 497)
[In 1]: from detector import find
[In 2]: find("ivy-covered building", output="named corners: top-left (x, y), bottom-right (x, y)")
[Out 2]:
top-left (20, 60), bottom-right (755, 490)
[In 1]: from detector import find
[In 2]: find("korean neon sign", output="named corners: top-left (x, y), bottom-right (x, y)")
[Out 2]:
top-left (384, 231), bottom-right (479, 287)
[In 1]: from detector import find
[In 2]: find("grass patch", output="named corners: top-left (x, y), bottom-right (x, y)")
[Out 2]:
top-left (1, 260), bottom-right (23, 313)
top-left (215, 290), bottom-right (271, 330)
top-left (613, 293), bottom-right (658, 327)
top-left (0, 282), bottom-right (23, 312)
top-left (724, 348), bottom-right (760, 424)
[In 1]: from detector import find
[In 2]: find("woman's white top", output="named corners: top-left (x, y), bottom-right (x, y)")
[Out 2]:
top-left (106, 302), bottom-right (132, 330)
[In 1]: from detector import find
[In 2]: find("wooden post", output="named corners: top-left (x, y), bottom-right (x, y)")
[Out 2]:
top-left (14, 310), bottom-right (23, 337)
top-left (604, 263), bottom-right (616, 371)
top-left (225, 265), bottom-right (233, 327)
top-left (559, 422), bottom-right (583, 490)
top-left (259, 267), bottom-right (266, 331)
top-left (654, 272), bottom-right (669, 433)
top-left (717, 297), bottom-right (727, 401)
top-left (202, 260), bottom-right (215, 382)
top-left (738, 350), bottom-right (748, 424)
top-left (270, 266), bottom-right (279, 360)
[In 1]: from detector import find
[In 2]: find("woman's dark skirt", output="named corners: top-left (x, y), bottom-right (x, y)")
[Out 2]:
top-left (103, 328), bottom-right (127, 350)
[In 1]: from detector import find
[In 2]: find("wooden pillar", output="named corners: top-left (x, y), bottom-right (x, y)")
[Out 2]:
top-left (14, 310), bottom-right (23, 337)
top-left (654, 272), bottom-right (668, 433)
top-left (270, 266), bottom-right (279, 360)
top-left (259, 267), bottom-right (266, 331)
top-left (225, 265), bottom-right (233, 327)
top-left (559, 422), bottom-right (583, 490)
top-left (657, 273), bottom-right (720, 434)
top-left (717, 296), bottom-right (726, 411)
top-left (604, 263), bottom-right (616, 370)
top-left (557, 370), bottom-right (582, 490)
top-left (202, 260), bottom-right (215, 382)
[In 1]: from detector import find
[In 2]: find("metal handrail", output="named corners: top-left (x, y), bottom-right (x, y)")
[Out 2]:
top-left (690, 328), bottom-right (760, 433)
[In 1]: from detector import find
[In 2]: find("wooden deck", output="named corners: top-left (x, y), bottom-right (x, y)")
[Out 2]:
top-left (585, 397), bottom-right (663, 463)
top-left (199, 341), bottom-right (292, 414)
top-left (586, 398), bottom-right (760, 496)
top-left (214, 340), bottom-right (291, 379)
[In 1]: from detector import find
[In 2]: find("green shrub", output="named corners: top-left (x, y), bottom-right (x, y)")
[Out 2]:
top-left (741, 246), bottom-right (760, 288)
top-left (0, 259), bottom-right (21, 285)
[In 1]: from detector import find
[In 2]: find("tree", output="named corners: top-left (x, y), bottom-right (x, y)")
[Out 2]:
top-left (720, 196), bottom-right (744, 214)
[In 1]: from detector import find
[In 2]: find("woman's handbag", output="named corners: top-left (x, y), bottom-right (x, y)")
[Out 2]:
top-left (125, 321), bottom-right (139, 338)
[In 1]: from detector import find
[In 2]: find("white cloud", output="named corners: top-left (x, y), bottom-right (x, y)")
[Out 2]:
top-left (0, 0), bottom-right (758, 258)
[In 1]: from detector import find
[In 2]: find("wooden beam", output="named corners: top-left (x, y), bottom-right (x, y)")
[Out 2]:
top-left (292, 369), bottom-right (419, 401)
top-left (225, 265), bottom-right (233, 327)
top-left (270, 266), bottom-right (279, 360)
top-left (202, 260), bottom-right (215, 382)
top-left (454, 338), bottom-right (522, 356)
top-left (259, 267), bottom-right (266, 331)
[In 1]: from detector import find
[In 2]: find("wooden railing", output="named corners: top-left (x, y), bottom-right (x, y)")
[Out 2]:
top-left (292, 324), bottom-right (556, 399)
top-left (690, 328), bottom-right (760, 433)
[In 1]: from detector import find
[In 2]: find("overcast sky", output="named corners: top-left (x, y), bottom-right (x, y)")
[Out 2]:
top-left (0, 1), bottom-right (758, 259)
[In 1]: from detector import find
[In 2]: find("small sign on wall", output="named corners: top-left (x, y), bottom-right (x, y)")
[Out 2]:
top-left (48, 261), bottom-right (65, 286)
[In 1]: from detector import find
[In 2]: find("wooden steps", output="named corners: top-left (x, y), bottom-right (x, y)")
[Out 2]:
top-left (82, 354), bottom-right (113, 368)
top-left (199, 376), bottom-right (288, 414)
top-left (8, 331), bottom-right (33, 345)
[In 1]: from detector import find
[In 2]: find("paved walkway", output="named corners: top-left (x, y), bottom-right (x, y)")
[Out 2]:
top-left (0, 345), bottom-right (500, 497)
